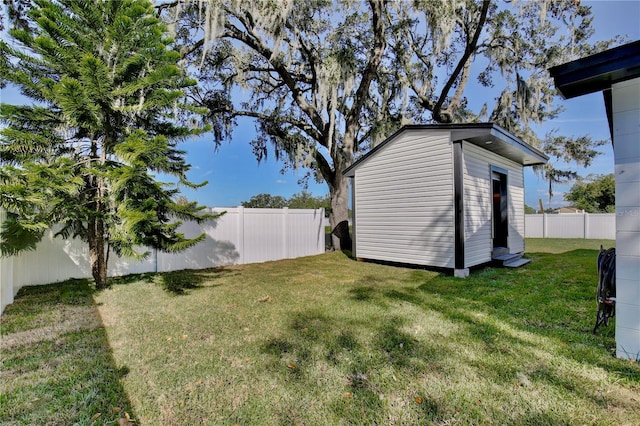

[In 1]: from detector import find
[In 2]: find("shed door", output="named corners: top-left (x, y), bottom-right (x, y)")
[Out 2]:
top-left (492, 169), bottom-right (508, 249)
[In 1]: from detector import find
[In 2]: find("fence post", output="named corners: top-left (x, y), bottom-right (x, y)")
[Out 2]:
top-left (543, 213), bottom-right (547, 238)
top-left (282, 207), bottom-right (288, 259)
top-left (584, 212), bottom-right (589, 239)
top-left (237, 206), bottom-right (245, 264)
top-left (319, 208), bottom-right (325, 253)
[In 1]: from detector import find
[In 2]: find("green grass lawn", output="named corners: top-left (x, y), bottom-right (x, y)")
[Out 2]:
top-left (2, 238), bottom-right (639, 425)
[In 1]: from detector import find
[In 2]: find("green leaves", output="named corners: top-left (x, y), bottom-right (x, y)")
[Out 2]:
top-left (565, 174), bottom-right (615, 213)
top-left (0, 159), bottom-right (82, 256)
top-left (0, 212), bottom-right (47, 256)
top-left (79, 55), bottom-right (112, 105)
top-left (54, 77), bottom-right (101, 129)
top-left (0, 0), bottom-right (214, 284)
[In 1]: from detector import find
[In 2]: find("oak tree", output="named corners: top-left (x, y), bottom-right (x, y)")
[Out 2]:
top-left (162, 0), bottom-right (616, 249)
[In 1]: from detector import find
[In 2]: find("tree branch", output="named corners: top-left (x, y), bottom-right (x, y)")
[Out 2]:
top-left (181, 38), bottom-right (204, 59)
top-left (232, 110), bottom-right (322, 142)
top-left (222, 17), bottom-right (326, 139)
top-left (155, 1), bottom-right (179, 14)
top-left (431, 0), bottom-right (490, 122)
top-left (343, 0), bottom-right (386, 154)
top-left (313, 148), bottom-right (335, 187)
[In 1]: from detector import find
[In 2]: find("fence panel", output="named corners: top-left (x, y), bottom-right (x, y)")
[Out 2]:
top-left (243, 208), bottom-right (287, 264)
top-left (525, 213), bottom-right (615, 239)
top-left (547, 213), bottom-right (586, 238)
top-left (156, 210), bottom-right (243, 272)
top-left (586, 213), bottom-right (616, 239)
top-left (0, 208), bottom-right (13, 312)
top-left (1, 208), bottom-right (324, 314)
top-left (524, 215), bottom-right (544, 238)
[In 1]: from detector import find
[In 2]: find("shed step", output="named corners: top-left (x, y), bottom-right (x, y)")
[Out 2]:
top-left (504, 258), bottom-right (532, 268)
top-left (492, 247), bottom-right (509, 257)
top-left (492, 253), bottom-right (521, 262)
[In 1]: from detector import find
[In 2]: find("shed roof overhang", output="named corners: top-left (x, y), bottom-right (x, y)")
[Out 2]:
top-left (343, 123), bottom-right (548, 177)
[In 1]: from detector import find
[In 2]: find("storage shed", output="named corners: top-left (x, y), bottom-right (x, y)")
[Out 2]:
top-left (343, 123), bottom-right (548, 277)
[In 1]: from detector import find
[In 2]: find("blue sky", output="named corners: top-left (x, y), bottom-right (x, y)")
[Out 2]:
top-left (2, 1), bottom-right (639, 209)
top-left (522, 0), bottom-right (640, 209)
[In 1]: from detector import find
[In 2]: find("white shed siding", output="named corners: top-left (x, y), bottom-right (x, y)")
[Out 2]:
top-left (354, 131), bottom-right (455, 267)
top-left (462, 142), bottom-right (525, 267)
top-left (612, 77), bottom-right (640, 360)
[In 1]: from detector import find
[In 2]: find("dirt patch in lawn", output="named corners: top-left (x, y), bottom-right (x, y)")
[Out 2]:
top-left (0, 305), bottom-right (101, 350)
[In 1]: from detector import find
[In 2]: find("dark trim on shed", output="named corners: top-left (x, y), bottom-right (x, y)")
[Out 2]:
top-left (490, 165), bottom-right (509, 176)
top-left (453, 141), bottom-right (465, 270)
top-left (350, 177), bottom-right (356, 257)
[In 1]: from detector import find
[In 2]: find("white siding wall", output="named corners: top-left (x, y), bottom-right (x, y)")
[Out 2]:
top-left (462, 142), bottom-right (525, 268)
top-left (354, 131), bottom-right (455, 268)
top-left (612, 77), bottom-right (640, 360)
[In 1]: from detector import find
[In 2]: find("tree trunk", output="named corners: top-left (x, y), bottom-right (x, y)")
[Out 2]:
top-left (87, 139), bottom-right (108, 289)
top-left (88, 216), bottom-right (108, 289)
top-left (329, 173), bottom-right (352, 252)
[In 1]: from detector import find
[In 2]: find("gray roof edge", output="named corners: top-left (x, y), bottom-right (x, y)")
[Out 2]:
top-left (488, 125), bottom-right (549, 162)
top-left (343, 123), bottom-right (547, 177)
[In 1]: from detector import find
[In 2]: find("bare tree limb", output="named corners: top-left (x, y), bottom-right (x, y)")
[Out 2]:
top-left (222, 20), bottom-right (326, 140)
top-left (430, 0), bottom-right (490, 122)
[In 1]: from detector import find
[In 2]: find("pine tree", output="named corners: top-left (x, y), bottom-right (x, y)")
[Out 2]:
top-left (0, 0), bottom-right (217, 288)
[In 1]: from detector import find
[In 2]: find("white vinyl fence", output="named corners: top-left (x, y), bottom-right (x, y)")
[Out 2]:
top-left (1, 207), bottom-right (325, 314)
top-left (525, 213), bottom-right (616, 239)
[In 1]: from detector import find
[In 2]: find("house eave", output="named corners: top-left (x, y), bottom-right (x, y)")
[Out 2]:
top-left (549, 40), bottom-right (640, 99)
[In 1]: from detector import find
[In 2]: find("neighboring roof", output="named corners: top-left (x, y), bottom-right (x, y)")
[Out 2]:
top-left (549, 40), bottom-right (640, 99)
top-left (343, 123), bottom-right (548, 177)
top-left (554, 206), bottom-right (584, 214)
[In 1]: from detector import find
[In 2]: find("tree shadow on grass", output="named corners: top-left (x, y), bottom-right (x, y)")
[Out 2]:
top-left (0, 279), bottom-right (137, 425)
top-left (156, 267), bottom-right (237, 295)
top-left (109, 272), bottom-right (156, 286)
top-left (396, 250), bottom-right (639, 406)
top-left (335, 249), bottom-right (640, 421)
top-left (258, 308), bottom-right (452, 424)
top-left (106, 267), bottom-right (237, 295)
top-left (157, 269), bottom-right (208, 294)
